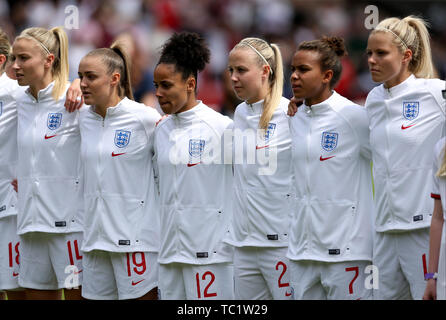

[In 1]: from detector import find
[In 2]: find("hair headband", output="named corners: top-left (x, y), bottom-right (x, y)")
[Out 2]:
top-left (21, 35), bottom-right (51, 55)
top-left (242, 42), bottom-right (274, 76)
top-left (374, 27), bottom-right (408, 50)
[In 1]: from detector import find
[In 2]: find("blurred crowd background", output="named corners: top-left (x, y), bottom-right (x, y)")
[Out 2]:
top-left (1, 0), bottom-right (445, 116)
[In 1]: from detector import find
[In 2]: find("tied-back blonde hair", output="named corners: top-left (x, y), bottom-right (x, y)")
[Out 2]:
top-left (16, 26), bottom-right (69, 101)
top-left (233, 38), bottom-right (284, 130)
top-left (438, 145), bottom-right (446, 178)
top-left (372, 15), bottom-right (436, 79)
top-left (84, 40), bottom-right (134, 100)
top-left (0, 28), bottom-right (11, 71)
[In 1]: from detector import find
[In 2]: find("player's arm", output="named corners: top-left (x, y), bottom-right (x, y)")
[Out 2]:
top-left (64, 78), bottom-right (84, 113)
top-left (423, 198), bottom-right (443, 300)
top-left (287, 97), bottom-right (303, 116)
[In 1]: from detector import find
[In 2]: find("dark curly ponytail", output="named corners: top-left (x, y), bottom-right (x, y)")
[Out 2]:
top-left (157, 32), bottom-right (210, 84)
top-left (298, 36), bottom-right (347, 88)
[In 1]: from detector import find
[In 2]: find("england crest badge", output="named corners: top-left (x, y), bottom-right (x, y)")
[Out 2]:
top-left (114, 130), bottom-right (131, 148)
top-left (189, 139), bottom-right (206, 158)
top-left (47, 113), bottom-right (62, 130)
top-left (403, 102), bottom-right (419, 120)
top-left (264, 123), bottom-right (276, 141)
top-left (321, 131), bottom-right (338, 152)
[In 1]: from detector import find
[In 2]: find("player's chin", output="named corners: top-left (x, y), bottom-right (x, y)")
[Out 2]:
top-left (16, 76), bottom-right (29, 86)
top-left (159, 102), bottom-right (172, 115)
top-left (369, 71), bottom-right (385, 83)
top-left (82, 94), bottom-right (94, 105)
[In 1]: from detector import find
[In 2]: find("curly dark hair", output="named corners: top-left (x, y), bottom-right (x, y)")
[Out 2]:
top-left (158, 31), bottom-right (210, 81)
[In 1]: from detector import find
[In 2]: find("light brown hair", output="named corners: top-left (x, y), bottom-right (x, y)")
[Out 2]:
top-left (85, 41), bottom-right (134, 100)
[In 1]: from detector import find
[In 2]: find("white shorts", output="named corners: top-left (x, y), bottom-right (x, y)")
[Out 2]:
top-left (18, 232), bottom-right (83, 290)
top-left (0, 215), bottom-right (21, 290)
top-left (81, 250), bottom-right (158, 300)
top-left (373, 228), bottom-right (429, 300)
top-left (289, 260), bottom-right (373, 300)
top-left (234, 246), bottom-right (293, 300)
top-left (159, 262), bottom-right (234, 300)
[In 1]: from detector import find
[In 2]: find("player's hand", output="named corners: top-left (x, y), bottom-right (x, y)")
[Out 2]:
top-left (287, 97), bottom-right (303, 116)
top-left (11, 179), bottom-right (18, 193)
top-left (65, 78), bottom-right (83, 113)
top-left (422, 280), bottom-right (437, 300)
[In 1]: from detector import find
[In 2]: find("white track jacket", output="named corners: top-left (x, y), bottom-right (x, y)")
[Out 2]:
top-left (431, 137), bottom-right (445, 217)
top-left (16, 82), bottom-right (83, 234)
top-left (224, 97), bottom-right (293, 247)
top-left (287, 91), bottom-right (374, 262)
top-left (154, 101), bottom-right (233, 265)
top-left (79, 98), bottom-right (161, 253)
top-left (366, 75), bottom-right (445, 232)
top-left (0, 74), bottom-right (19, 219)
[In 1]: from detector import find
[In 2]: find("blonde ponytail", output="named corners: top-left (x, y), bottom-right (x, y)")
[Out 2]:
top-left (438, 146), bottom-right (446, 178)
top-left (261, 43), bottom-right (283, 130)
top-left (16, 26), bottom-right (69, 100)
top-left (373, 15), bottom-right (436, 79)
top-left (402, 16), bottom-right (436, 79)
top-left (234, 38), bottom-right (284, 130)
top-left (50, 27), bottom-right (69, 101)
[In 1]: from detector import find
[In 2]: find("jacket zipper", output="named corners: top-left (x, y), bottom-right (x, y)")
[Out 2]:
top-left (305, 108), bottom-right (313, 251)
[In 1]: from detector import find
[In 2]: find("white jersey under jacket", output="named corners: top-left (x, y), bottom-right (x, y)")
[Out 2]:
top-left (287, 91), bottom-right (374, 262)
top-left (0, 74), bottom-right (20, 220)
top-left (224, 97), bottom-right (293, 247)
top-left (79, 98), bottom-right (161, 253)
top-left (366, 75), bottom-right (446, 232)
top-left (16, 81), bottom-right (83, 234)
top-left (154, 101), bottom-right (234, 265)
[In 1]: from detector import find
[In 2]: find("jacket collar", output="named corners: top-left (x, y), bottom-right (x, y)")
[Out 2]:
top-left (302, 91), bottom-right (337, 115)
top-left (88, 97), bottom-right (128, 118)
top-left (171, 100), bottom-right (204, 123)
top-left (25, 81), bottom-right (55, 102)
top-left (246, 99), bottom-right (265, 114)
top-left (381, 74), bottom-right (416, 97)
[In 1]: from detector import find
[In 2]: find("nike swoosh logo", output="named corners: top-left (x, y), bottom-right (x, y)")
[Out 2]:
top-left (256, 145), bottom-right (269, 150)
top-left (285, 290), bottom-right (292, 297)
top-left (111, 152), bottom-right (126, 157)
top-left (132, 279), bottom-right (145, 286)
top-left (401, 124), bottom-right (416, 130)
top-left (187, 162), bottom-right (201, 167)
top-left (74, 269), bottom-right (83, 275)
top-left (320, 155), bottom-right (335, 161)
top-left (44, 134), bottom-right (57, 139)
top-left (13, 272), bottom-right (19, 277)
